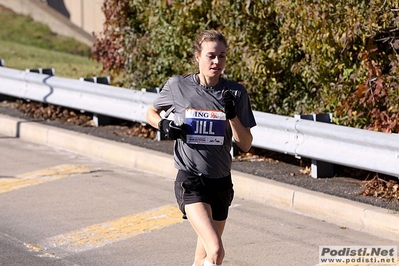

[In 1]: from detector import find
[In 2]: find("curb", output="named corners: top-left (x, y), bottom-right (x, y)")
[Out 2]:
top-left (1, 113), bottom-right (398, 241)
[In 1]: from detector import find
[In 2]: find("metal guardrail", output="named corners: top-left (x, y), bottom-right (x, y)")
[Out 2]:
top-left (0, 66), bottom-right (398, 178)
top-left (0, 66), bottom-right (156, 124)
top-left (251, 111), bottom-right (399, 177)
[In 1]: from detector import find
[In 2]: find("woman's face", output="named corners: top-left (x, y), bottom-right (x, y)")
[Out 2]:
top-left (196, 40), bottom-right (226, 79)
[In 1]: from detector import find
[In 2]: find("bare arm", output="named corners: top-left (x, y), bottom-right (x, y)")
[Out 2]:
top-left (146, 105), bottom-right (163, 129)
top-left (229, 116), bottom-right (253, 152)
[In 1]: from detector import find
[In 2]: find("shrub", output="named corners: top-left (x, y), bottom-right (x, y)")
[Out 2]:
top-left (92, 0), bottom-right (399, 132)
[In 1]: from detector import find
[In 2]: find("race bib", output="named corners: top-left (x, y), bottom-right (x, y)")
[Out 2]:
top-left (185, 108), bottom-right (226, 145)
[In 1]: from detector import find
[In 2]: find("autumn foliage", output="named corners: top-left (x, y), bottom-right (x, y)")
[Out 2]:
top-left (92, 0), bottom-right (399, 133)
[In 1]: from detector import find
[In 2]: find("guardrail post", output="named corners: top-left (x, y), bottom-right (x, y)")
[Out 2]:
top-left (26, 68), bottom-right (55, 76)
top-left (295, 113), bottom-right (334, 178)
top-left (80, 76), bottom-right (110, 85)
top-left (80, 77), bottom-right (111, 127)
top-left (92, 114), bottom-right (111, 127)
top-left (0, 60), bottom-right (7, 101)
top-left (42, 68), bottom-right (55, 75)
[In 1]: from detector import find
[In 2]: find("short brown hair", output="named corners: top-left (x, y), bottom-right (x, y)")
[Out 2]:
top-left (194, 29), bottom-right (228, 56)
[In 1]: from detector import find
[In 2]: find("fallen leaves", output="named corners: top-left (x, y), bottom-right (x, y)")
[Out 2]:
top-left (300, 166), bottom-right (311, 175)
top-left (13, 99), bottom-right (156, 138)
top-left (15, 99), bottom-right (94, 126)
top-left (233, 152), bottom-right (279, 163)
top-left (361, 174), bottom-right (399, 201)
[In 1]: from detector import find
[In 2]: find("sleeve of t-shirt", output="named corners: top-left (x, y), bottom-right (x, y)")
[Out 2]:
top-left (152, 78), bottom-right (174, 111)
top-left (236, 89), bottom-right (257, 128)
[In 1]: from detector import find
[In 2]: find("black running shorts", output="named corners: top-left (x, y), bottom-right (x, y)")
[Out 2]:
top-left (174, 170), bottom-right (234, 221)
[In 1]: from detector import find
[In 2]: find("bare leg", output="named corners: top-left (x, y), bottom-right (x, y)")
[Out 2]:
top-left (193, 236), bottom-right (206, 266)
top-left (193, 220), bottom-right (227, 266)
top-left (186, 202), bottom-right (227, 265)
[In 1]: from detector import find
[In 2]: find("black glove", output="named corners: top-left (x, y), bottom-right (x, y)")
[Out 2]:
top-left (222, 88), bottom-right (237, 119)
top-left (158, 119), bottom-right (183, 140)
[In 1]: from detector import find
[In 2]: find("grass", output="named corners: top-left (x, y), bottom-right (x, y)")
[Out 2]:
top-left (0, 5), bottom-right (112, 80)
top-left (0, 40), bottom-right (103, 79)
top-left (0, 5), bottom-right (91, 57)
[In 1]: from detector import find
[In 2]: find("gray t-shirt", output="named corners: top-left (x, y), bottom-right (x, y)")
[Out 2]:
top-left (153, 74), bottom-right (256, 178)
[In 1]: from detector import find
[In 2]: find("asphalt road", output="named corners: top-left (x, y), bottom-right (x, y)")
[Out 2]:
top-left (1, 134), bottom-right (399, 266)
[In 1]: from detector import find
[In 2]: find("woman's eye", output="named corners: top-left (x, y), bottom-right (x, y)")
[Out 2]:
top-left (207, 55), bottom-right (225, 59)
